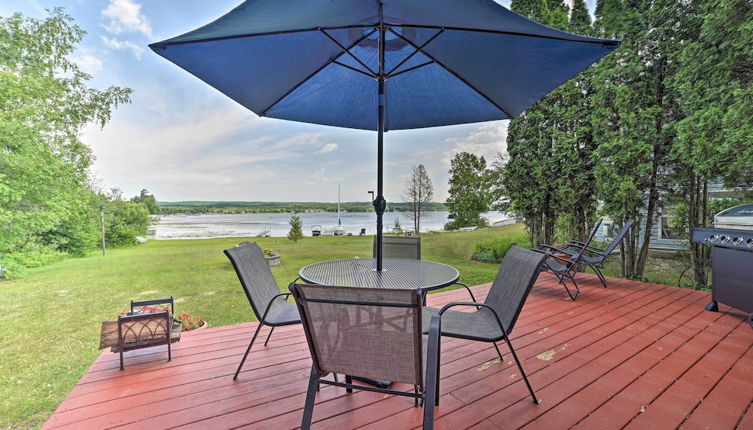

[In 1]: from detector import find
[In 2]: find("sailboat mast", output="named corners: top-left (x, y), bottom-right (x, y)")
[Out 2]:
top-left (337, 184), bottom-right (341, 226)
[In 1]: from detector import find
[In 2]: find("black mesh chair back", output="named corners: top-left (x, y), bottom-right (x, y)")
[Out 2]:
top-left (224, 242), bottom-right (300, 381)
top-left (224, 242), bottom-right (281, 319)
top-left (483, 246), bottom-right (547, 334)
top-left (603, 219), bottom-right (634, 255)
top-left (373, 236), bottom-right (421, 260)
top-left (292, 284), bottom-right (423, 385)
top-left (568, 218), bottom-right (603, 266)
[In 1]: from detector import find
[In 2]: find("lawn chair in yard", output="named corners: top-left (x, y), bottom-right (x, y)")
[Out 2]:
top-left (558, 220), bottom-right (634, 288)
top-left (422, 246), bottom-right (545, 405)
top-left (290, 283), bottom-right (441, 430)
top-left (224, 242), bottom-right (300, 380)
top-left (537, 219), bottom-right (602, 301)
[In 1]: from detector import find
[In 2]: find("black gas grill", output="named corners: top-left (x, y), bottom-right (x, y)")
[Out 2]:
top-left (693, 227), bottom-right (753, 328)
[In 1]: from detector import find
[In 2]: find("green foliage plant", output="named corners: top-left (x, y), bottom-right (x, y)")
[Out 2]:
top-left (287, 215), bottom-right (304, 242)
top-left (446, 152), bottom-right (490, 229)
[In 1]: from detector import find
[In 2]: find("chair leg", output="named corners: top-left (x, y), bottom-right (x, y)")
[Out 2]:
top-left (119, 349), bottom-right (124, 371)
top-left (263, 326), bottom-right (275, 346)
top-left (592, 264), bottom-right (608, 288)
top-left (503, 334), bottom-right (538, 404)
top-left (233, 322), bottom-right (263, 380)
top-left (345, 375), bottom-right (353, 393)
top-left (493, 342), bottom-right (504, 361)
top-left (560, 273), bottom-right (580, 301)
top-left (301, 366), bottom-right (319, 430)
top-left (425, 316), bottom-right (441, 428)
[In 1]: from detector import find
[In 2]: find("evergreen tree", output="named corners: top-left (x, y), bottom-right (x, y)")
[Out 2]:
top-left (287, 215), bottom-right (304, 243)
top-left (669, 0), bottom-right (753, 287)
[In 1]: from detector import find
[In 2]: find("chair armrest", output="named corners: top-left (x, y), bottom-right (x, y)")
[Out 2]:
top-left (260, 292), bottom-right (293, 324)
top-left (539, 244), bottom-right (571, 254)
top-left (450, 282), bottom-right (477, 303)
top-left (565, 241), bottom-right (606, 256)
top-left (436, 302), bottom-right (509, 339)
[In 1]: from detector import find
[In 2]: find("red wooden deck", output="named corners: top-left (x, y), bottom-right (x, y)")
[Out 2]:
top-left (43, 274), bottom-right (753, 430)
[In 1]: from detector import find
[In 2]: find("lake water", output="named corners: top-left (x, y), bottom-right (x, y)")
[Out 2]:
top-left (151, 211), bottom-right (510, 239)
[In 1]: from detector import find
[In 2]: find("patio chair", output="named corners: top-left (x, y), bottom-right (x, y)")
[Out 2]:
top-left (224, 242), bottom-right (300, 380)
top-left (290, 283), bottom-right (441, 430)
top-left (374, 236), bottom-right (477, 303)
top-left (537, 219), bottom-right (602, 301)
top-left (559, 220), bottom-right (634, 288)
top-left (422, 246), bottom-right (545, 405)
top-left (374, 236), bottom-right (421, 259)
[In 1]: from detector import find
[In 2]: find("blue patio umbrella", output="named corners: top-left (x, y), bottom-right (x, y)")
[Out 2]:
top-left (150, 0), bottom-right (619, 271)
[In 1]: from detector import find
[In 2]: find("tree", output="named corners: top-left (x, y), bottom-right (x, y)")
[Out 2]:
top-left (402, 164), bottom-right (434, 234)
top-left (446, 152), bottom-right (490, 229)
top-left (0, 10), bottom-right (131, 272)
top-left (131, 189), bottom-right (160, 215)
top-left (287, 215), bottom-right (304, 242)
top-left (591, 0), bottom-right (689, 279)
top-left (669, 0), bottom-right (753, 287)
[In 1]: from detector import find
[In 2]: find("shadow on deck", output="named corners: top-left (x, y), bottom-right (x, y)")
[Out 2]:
top-left (43, 273), bottom-right (753, 429)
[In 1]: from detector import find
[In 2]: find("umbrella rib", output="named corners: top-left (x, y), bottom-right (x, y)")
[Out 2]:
top-left (320, 29), bottom-right (378, 77)
top-left (332, 60), bottom-right (376, 78)
top-left (259, 29), bottom-right (378, 116)
top-left (389, 28), bottom-right (514, 119)
top-left (385, 29), bottom-right (443, 77)
top-left (387, 60), bottom-right (435, 79)
top-left (150, 24), bottom-right (617, 50)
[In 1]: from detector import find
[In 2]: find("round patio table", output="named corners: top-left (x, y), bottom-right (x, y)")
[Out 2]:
top-left (299, 258), bottom-right (460, 292)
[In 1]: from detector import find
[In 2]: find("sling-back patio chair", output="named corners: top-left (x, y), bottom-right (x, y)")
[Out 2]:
top-left (422, 246), bottom-right (546, 405)
top-left (537, 219), bottom-right (603, 301)
top-left (290, 283), bottom-right (441, 430)
top-left (558, 220), bottom-right (635, 288)
top-left (373, 236), bottom-right (422, 260)
top-left (374, 235), bottom-right (477, 303)
top-left (224, 242), bottom-right (301, 380)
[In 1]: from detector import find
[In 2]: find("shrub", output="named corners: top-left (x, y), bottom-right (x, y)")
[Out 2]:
top-left (471, 233), bottom-right (532, 263)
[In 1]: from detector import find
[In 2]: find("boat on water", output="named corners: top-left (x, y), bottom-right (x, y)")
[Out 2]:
top-left (311, 225), bottom-right (322, 236)
top-left (321, 185), bottom-right (347, 236)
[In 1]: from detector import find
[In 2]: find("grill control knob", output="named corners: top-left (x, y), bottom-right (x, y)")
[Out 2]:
top-left (720, 235), bottom-right (730, 243)
top-left (747, 239), bottom-right (753, 248)
top-left (708, 235), bottom-right (718, 242)
top-left (733, 237), bottom-right (744, 245)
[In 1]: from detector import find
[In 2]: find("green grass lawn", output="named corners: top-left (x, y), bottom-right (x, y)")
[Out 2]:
top-left (0, 224), bottom-right (525, 429)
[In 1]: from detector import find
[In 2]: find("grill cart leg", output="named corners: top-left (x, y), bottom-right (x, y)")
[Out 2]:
top-left (705, 301), bottom-right (718, 312)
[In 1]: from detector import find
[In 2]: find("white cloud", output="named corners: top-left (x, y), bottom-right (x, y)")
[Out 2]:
top-left (304, 168), bottom-right (342, 186)
top-left (442, 121), bottom-right (509, 166)
top-left (72, 54), bottom-right (103, 74)
top-left (101, 0), bottom-right (153, 37)
top-left (100, 36), bottom-right (145, 59)
top-left (315, 143), bottom-right (338, 154)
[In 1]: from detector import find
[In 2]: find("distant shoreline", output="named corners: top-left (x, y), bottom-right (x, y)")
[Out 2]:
top-left (157, 201), bottom-right (447, 215)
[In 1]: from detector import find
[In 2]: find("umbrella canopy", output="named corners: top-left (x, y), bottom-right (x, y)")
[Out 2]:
top-left (150, 0), bottom-right (619, 270)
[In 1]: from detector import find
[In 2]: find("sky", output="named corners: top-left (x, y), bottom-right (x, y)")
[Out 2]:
top-left (1, 0), bottom-right (595, 203)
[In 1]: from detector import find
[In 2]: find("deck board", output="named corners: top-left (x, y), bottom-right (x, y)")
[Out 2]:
top-left (43, 273), bottom-right (753, 430)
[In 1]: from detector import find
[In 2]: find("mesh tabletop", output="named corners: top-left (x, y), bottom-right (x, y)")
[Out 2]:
top-left (299, 258), bottom-right (459, 291)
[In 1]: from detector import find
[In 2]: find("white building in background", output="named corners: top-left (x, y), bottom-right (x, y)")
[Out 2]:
top-left (595, 182), bottom-right (751, 251)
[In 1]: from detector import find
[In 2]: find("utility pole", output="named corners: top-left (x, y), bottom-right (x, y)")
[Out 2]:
top-left (100, 205), bottom-right (106, 257)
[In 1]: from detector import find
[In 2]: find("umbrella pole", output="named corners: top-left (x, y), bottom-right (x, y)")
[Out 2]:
top-left (375, 84), bottom-right (385, 272)
top-left (374, 2), bottom-right (386, 272)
